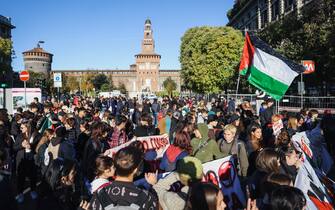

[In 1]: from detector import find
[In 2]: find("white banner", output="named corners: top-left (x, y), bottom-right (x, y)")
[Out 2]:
top-left (105, 134), bottom-right (170, 159)
top-left (202, 156), bottom-right (246, 209)
top-left (292, 130), bottom-right (333, 173)
top-left (294, 159), bottom-right (334, 210)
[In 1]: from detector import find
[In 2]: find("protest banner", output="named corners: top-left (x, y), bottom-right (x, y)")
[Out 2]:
top-left (105, 134), bottom-right (170, 159)
top-left (202, 156), bottom-right (246, 209)
top-left (292, 131), bottom-right (333, 173)
top-left (294, 158), bottom-right (334, 210)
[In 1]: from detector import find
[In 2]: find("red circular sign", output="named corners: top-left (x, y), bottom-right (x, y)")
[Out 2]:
top-left (20, 70), bottom-right (30, 82)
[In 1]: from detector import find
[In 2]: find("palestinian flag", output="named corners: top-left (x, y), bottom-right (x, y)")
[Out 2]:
top-left (38, 115), bottom-right (53, 134)
top-left (239, 32), bottom-right (304, 100)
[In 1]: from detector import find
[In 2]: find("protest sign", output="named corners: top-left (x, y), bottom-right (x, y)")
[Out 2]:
top-left (105, 134), bottom-right (170, 159)
top-left (202, 156), bottom-right (245, 209)
top-left (294, 158), bottom-right (334, 210)
top-left (292, 131), bottom-right (333, 173)
top-left (272, 119), bottom-right (283, 137)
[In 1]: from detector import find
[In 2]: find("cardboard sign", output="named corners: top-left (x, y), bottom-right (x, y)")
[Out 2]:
top-left (105, 134), bottom-right (170, 159)
top-left (272, 119), bottom-right (283, 137)
top-left (202, 156), bottom-right (246, 209)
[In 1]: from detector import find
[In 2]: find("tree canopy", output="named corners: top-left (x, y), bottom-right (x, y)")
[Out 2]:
top-left (163, 77), bottom-right (177, 97)
top-left (180, 26), bottom-right (244, 93)
top-left (258, 0), bottom-right (335, 95)
top-left (92, 74), bottom-right (109, 91)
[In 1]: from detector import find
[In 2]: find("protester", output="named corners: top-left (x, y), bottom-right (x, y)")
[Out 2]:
top-left (186, 182), bottom-right (227, 210)
top-left (14, 120), bottom-right (41, 203)
top-left (154, 156), bottom-right (203, 210)
top-left (218, 124), bottom-right (249, 178)
top-left (0, 148), bottom-right (17, 210)
top-left (160, 131), bottom-right (191, 171)
top-left (2, 94), bottom-right (334, 210)
top-left (89, 146), bottom-right (158, 210)
top-left (191, 123), bottom-right (223, 163)
top-left (44, 158), bottom-right (89, 210)
top-left (270, 186), bottom-right (306, 210)
top-left (90, 155), bottom-right (114, 193)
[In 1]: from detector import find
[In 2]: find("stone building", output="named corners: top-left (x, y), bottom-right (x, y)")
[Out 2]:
top-left (52, 19), bottom-right (180, 97)
top-left (227, 0), bottom-right (315, 31)
top-left (22, 42), bottom-right (53, 75)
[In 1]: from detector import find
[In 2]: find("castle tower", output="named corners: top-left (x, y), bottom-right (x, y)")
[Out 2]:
top-left (22, 42), bottom-right (53, 75)
top-left (135, 18), bottom-right (161, 93)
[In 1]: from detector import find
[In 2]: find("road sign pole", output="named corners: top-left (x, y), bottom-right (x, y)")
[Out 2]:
top-left (57, 87), bottom-right (60, 103)
top-left (24, 81), bottom-right (27, 109)
top-left (2, 87), bottom-right (5, 109)
top-left (301, 73), bottom-right (303, 109)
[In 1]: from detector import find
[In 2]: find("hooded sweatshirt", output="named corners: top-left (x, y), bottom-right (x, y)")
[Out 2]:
top-left (191, 123), bottom-right (223, 163)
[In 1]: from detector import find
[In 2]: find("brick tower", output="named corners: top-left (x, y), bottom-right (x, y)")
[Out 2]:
top-left (135, 18), bottom-right (161, 93)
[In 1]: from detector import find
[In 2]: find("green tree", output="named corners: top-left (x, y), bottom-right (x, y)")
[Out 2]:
top-left (180, 26), bottom-right (244, 93)
top-left (258, 0), bottom-right (335, 95)
top-left (81, 73), bottom-right (94, 96)
top-left (0, 38), bottom-right (13, 88)
top-left (100, 83), bottom-right (111, 92)
top-left (163, 77), bottom-right (177, 97)
top-left (118, 83), bottom-right (127, 95)
top-left (64, 76), bottom-right (79, 93)
top-left (92, 73), bottom-right (109, 90)
top-left (26, 71), bottom-right (45, 88)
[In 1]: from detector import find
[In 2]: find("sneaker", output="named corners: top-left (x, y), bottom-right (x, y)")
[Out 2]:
top-left (30, 191), bottom-right (38, 200)
top-left (16, 193), bottom-right (24, 203)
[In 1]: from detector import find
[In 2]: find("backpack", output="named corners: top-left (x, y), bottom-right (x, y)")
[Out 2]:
top-left (219, 139), bottom-right (243, 176)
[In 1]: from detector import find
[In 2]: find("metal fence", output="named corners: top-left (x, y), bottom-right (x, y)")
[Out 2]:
top-left (226, 94), bottom-right (335, 112)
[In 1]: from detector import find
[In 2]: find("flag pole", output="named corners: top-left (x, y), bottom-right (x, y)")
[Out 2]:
top-left (235, 74), bottom-right (240, 101)
top-left (236, 28), bottom-right (248, 102)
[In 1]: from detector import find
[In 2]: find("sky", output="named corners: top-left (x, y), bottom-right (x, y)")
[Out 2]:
top-left (2, 0), bottom-right (235, 71)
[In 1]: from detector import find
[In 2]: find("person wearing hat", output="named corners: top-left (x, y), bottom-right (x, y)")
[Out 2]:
top-left (153, 156), bottom-right (203, 210)
top-left (191, 123), bottom-right (223, 163)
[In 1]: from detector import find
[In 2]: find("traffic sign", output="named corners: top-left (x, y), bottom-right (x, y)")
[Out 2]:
top-left (20, 70), bottom-right (30, 82)
top-left (53, 72), bottom-right (62, 88)
top-left (302, 60), bottom-right (315, 74)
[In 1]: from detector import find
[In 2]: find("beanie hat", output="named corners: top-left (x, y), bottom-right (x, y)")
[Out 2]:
top-left (176, 156), bottom-right (203, 183)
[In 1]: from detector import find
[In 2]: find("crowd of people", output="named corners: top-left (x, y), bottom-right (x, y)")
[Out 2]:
top-left (0, 95), bottom-right (334, 210)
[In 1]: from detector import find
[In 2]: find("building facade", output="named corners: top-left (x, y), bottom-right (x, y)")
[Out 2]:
top-left (51, 19), bottom-right (180, 97)
top-left (0, 15), bottom-right (15, 88)
top-left (227, 0), bottom-right (314, 31)
top-left (22, 42), bottom-right (53, 75)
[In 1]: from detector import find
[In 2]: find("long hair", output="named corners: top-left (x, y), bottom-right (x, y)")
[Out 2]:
top-left (187, 182), bottom-right (221, 210)
top-left (256, 148), bottom-right (280, 173)
top-left (35, 129), bottom-right (54, 153)
top-left (174, 131), bottom-right (192, 154)
top-left (21, 120), bottom-right (32, 141)
top-left (287, 117), bottom-right (298, 130)
top-left (45, 158), bottom-right (76, 190)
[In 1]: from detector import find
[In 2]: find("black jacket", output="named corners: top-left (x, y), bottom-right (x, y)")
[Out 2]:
top-left (81, 139), bottom-right (105, 182)
top-left (0, 171), bottom-right (17, 210)
top-left (89, 180), bottom-right (158, 210)
top-left (14, 132), bottom-right (41, 171)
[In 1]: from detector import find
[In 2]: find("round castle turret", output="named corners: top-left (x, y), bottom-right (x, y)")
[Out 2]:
top-left (22, 42), bottom-right (53, 75)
